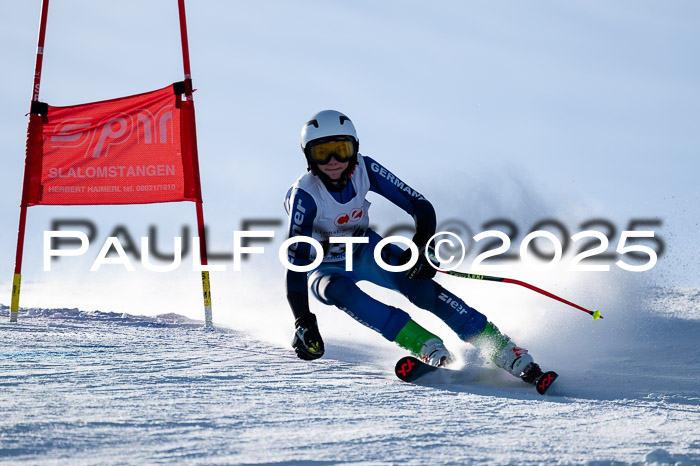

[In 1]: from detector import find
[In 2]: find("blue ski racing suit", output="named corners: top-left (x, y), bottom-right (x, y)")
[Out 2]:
top-left (284, 154), bottom-right (488, 356)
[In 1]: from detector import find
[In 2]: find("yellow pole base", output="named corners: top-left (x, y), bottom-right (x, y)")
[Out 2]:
top-left (10, 273), bottom-right (21, 323)
top-left (201, 271), bottom-right (213, 328)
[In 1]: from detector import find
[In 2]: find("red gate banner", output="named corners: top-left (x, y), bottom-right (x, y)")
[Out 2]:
top-left (23, 83), bottom-right (201, 206)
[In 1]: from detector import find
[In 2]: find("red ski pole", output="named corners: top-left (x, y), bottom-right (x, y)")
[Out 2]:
top-left (438, 270), bottom-right (603, 320)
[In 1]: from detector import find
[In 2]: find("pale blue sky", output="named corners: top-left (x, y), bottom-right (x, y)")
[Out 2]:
top-left (1, 1), bottom-right (698, 315)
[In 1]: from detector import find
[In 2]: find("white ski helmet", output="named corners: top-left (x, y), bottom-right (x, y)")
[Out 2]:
top-left (300, 110), bottom-right (360, 191)
top-left (301, 109), bottom-right (359, 152)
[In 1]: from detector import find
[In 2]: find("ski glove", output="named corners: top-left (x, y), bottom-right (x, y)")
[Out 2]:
top-left (292, 313), bottom-right (325, 360)
top-left (399, 242), bottom-right (440, 280)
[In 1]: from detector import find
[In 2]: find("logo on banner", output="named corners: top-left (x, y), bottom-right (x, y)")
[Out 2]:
top-left (50, 106), bottom-right (174, 159)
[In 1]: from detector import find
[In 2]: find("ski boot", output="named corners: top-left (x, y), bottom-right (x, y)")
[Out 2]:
top-left (420, 338), bottom-right (453, 367)
top-left (494, 340), bottom-right (537, 380)
top-left (471, 322), bottom-right (539, 380)
top-left (499, 343), bottom-right (558, 394)
top-left (394, 319), bottom-right (453, 367)
top-left (471, 321), bottom-right (558, 393)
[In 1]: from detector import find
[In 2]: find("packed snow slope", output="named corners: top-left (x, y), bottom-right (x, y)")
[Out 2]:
top-left (1, 287), bottom-right (699, 465)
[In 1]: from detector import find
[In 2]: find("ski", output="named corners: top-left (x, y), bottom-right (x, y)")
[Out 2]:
top-left (395, 355), bottom-right (443, 383)
top-left (524, 363), bottom-right (559, 394)
top-left (534, 370), bottom-right (558, 395)
top-left (395, 355), bottom-right (559, 395)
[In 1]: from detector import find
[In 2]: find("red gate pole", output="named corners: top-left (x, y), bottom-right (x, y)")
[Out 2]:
top-left (11, 0), bottom-right (51, 323)
top-left (177, 0), bottom-right (213, 328)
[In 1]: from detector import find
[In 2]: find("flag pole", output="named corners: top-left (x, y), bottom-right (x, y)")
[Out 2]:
top-left (11, 0), bottom-right (51, 323)
top-left (177, 0), bottom-right (213, 328)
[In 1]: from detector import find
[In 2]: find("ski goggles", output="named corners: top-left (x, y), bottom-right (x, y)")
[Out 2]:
top-left (306, 138), bottom-right (356, 165)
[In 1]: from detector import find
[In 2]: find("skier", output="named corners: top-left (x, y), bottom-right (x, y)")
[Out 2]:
top-left (284, 109), bottom-right (544, 384)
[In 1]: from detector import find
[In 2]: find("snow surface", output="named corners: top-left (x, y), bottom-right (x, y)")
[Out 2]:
top-left (1, 287), bottom-right (699, 465)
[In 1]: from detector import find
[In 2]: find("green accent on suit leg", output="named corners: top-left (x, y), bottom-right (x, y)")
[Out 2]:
top-left (470, 321), bottom-right (509, 363)
top-left (394, 320), bottom-right (441, 356)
